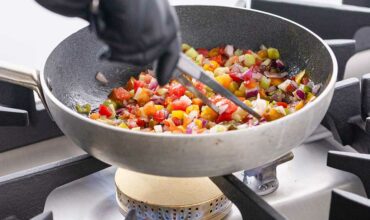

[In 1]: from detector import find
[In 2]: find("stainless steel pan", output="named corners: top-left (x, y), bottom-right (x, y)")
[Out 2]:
top-left (0, 6), bottom-right (337, 177)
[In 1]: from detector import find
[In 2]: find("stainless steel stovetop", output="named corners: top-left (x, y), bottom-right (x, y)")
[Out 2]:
top-left (43, 126), bottom-right (366, 220)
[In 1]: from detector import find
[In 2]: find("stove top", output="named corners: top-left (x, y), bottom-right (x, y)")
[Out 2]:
top-left (1, 1), bottom-right (370, 220)
top-left (43, 126), bottom-right (365, 220)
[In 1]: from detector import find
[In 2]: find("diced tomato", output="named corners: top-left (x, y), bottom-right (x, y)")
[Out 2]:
top-left (168, 84), bottom-right (186, 98)
top-left (218, 47), bottom-right (225, 55)
top-left (172, 117), bottom-right (182, 126)
top-left (229, 72), bottom-right (243, 82)
top-left (301, 77), bottom-right (309, 85)
top-left (216, 101), bottom-right (237, 123)
top-left (125, 77), bottom-right (136, 90)
top-left (276, 102), bottom-right (288, 108)
top-left (153, 110), bottom-right (166, 122)
top-left (172, 99), bottom-right (188, 111)
top-left (286, 84), bottom-right (296, 93)
top-left (197, 48), bottom-right (209, 57)
top-left (211, 55), bottom-right (223, 65)
top-left (136, 119), bottom-right (146, 127)
top-left (244, 49), bottom-right (253, 54)
top-left (99, 104), bottom-right (112, 117)
top-left (134, 80), bottom-right (146, 92)
top-left (255, 59), bottom-right (262, 66)
top-left (109, 87), bottom-right (131, 102)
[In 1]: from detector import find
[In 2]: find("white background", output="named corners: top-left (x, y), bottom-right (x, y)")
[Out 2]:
top-left (0, 0), bottom-right (343, 70)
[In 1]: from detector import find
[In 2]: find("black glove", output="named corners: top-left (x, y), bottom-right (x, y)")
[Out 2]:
top-left (35, 0), bottom-right (180, 85)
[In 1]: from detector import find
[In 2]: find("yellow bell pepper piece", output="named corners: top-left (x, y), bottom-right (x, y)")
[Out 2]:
top-left (155, 105), bottom-right (164, 111)
top-left (295, 100), bottom-right (305, 110)
top-left (172, 110), bottom-right (186, 119)
top-left (215, 74), bottom-right (232, 88)
top-left (118, 122), bottom-right (129, 129)
top-left (186, 105), bottom-right (200, 114)
top-left (194, 119), bottom-right (203, 128)
top-left (200, 106), bottom-right (218, 121)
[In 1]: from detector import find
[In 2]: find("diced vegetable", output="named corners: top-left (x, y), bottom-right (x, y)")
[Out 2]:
top-left (99, 104), bottom-right (112, 118)
top-left (259, 76), bottom-right (271, 89)
top-left (80, 44), bottom-right (319, 134)
top-left (267, 48), bottom-right (280, 59)
top-left (185, 48), bottom-right (199, 59)
top-left (76, 104), bottom-right (91, 115)
top-left (295, 70), bottom-right (306, 85)
top-left (244, 54), bottom-right (256, 67)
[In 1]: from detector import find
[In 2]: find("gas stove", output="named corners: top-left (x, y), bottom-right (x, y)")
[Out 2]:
top-left (1, 1), bottom-right (370, 220)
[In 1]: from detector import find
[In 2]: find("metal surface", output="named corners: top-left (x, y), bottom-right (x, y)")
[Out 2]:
top-left (251, 0), bottom-right (370, 39)
top-left (329, 189), bottom-right (370, 220)
top-left (176, 73), bottom-right (219, 113)
top-left (243, 152), bottom-right (294, 196)
top-left (0, 154), bottom-right (108, 220)
top-left (327, 151), bottom-right (370, 197)
top-left (0, 61), bottom-right (46, 110)
top-left (0, 5), bottom-right (337, 177)
top-left (115, 168), bottom-right (232, 220)
top-left (44, 133), bottom-right (366, 220)
top-left (177, 53), bottom-right (261, 119)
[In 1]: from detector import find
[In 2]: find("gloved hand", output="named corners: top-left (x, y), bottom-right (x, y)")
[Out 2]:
top-left (35, 0), bottom-right (180, 85)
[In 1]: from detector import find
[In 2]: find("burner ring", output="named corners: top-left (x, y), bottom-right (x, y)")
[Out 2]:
top-left (115, 168), bottom-right (232, 220)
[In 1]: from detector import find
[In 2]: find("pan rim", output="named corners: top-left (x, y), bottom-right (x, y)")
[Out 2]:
top-left (41, 5), bottom-right (338, 139)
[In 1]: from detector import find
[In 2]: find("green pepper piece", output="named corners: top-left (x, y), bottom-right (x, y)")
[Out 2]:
top-left (76, 104), bottom-right (91, 115)
top-left (103, 99), bottom-right (118, 110)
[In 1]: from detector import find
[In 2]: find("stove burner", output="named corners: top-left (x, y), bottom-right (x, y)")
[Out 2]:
top-left (115, 168), bottom-right (232, 220)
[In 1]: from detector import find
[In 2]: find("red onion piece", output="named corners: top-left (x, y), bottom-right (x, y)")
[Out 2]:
top-left (245, 88), bottom-right (259, 98)
top-left (266, 86), bottom-right (277, 93)
top-left (231, 64), bottom-right (243, 73)
top-left (201, 119), bottom-right (208, 127)
top-left (115, 108), bottom-right (125, 114)
top-left (312, 83), bottom-right (322, 94)
top-left (252, 72), bottom-right (263, 80)
top-left (148, 78), bottom-right (158, 90)
top-left (242, 69), bottom-right (253, 80)
top-left (296, 89), bottom-right (306, 100)
top-left (224, 45), bottom-right (234, 57)
top-left (150, 95), bottom-right (164, 105)
top-left (218, 104), bottom-right (229, 114)
top-left (291, 80), bottom-right (298, 89)
top-left (275, 59), bottom-right (285, 69)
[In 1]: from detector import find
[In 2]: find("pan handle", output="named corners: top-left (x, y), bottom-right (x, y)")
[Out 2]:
top-left (0, 61), bottom-right (48, 112)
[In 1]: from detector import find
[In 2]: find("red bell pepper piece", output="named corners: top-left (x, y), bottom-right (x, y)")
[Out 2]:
top-left (197, 48), bottom-right (209, 57)
top-left (276, 102), bottom-right (288, 108)
top-left (99, 104), bottom-right (112, 117)
top-left (168, 84), bottom-right (186, 98)
top-left (153, 110), bottom-right (166, 122)
top-left (134, 80), bottom-right (146, 92)
top-left (172, 100), bottom-right (188, 111)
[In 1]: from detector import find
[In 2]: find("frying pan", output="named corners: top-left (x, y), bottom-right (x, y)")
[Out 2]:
top-left (0, 5), bottom-right (337, 177)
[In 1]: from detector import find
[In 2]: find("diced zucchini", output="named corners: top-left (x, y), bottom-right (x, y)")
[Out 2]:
top-left (244, 54), bottom-right (256, 67)
top-left (185, 48), bottom-right (199, 59)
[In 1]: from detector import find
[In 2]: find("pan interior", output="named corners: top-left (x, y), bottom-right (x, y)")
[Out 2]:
top-left (44, 6), bottom-right (333, 110)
